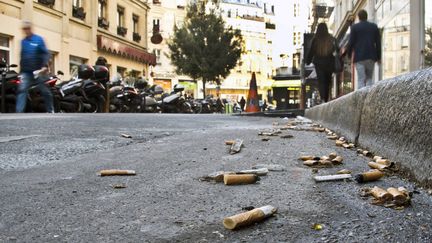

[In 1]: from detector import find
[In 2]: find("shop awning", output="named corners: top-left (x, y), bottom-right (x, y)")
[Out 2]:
top-left (97, 35), bottom-right (156, 66)
top-left (272, 80), bottom-right (302, 88)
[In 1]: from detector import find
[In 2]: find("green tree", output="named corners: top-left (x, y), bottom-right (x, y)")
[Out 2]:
top-left (168, 1), bottom-right (243, 97)
top-left (425, 27), bottom-right (432, 67)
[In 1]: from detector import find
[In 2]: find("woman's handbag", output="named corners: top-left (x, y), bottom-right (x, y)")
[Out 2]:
top-left (333, 39), bottom-right (343, 73)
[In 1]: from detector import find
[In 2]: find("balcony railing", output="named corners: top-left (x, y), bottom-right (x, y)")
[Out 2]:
top-left (265, 22), bottom-right (276, 30)
top-left (241, 14), bottom-right (264, 22)
top-left (72, 6), bottom-right (86, 20)
top-left (98, 17), bottom-right (109, 29)
top-left (133, 32), bottom-right (142, 42)
top-left (117, 26), bottom-right (128, 37)
top-left (38, 0), bottom-right (55, 8)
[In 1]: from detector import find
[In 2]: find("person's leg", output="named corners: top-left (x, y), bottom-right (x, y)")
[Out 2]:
top-left (315, 67), bottom-right (330, 102)
top-left (355, 61), bottom-right (367, 89)
top-left (364, 59), bottom-right (375, 87)
top-left (36, 77), bottom-right (54, 113)
top-left (15, 73), bottom-right (32, 113)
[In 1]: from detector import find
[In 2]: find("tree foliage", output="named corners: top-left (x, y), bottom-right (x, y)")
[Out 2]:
top-left (425, 27), bottom-right (432, 67)
top-left (168, 1), bottom-right (243, 96)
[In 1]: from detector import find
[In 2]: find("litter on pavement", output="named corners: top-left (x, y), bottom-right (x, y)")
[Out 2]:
top-left (229, 139), bottom-right (244, 154)
top-left (360, 186), bottom-right (411, 209)
top-left (98, 169), bottom-right (136, 176)
top-left (223, 205), bottom-right (277, 230)
top-left (224, 174), bottom-right (259, 185)
top-left (354, 169), bottom-right (384, 183)
top-left (313, 174), bottom-right (352, 182)
top-left (120, 133), bottom-right (132, 138)
top-left (252, 164), bottom-right (286, 171)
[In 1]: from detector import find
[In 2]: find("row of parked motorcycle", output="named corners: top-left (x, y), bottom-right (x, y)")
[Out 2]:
top-left (0, 62), bottom-right (230, 114)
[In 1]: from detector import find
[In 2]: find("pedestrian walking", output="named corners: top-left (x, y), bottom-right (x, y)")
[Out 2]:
top-left (16, 21), bottom-right (53, 113)
top-left (346, 10), bottom-right (381, 89)
top-left (239, 96), bottom-right (246, 111)
top-left (306, 23), bottom-right (338, 103)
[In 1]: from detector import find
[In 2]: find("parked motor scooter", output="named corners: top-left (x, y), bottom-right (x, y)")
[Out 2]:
top-left (0, 60), bottom-right (20, 113)
top-left (159, 84), bottom-right (192, 113)
top-left (136, 82), bottom-right (164, 113)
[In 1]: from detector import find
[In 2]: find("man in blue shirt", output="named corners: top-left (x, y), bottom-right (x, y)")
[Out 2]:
top-left (16, 21), bottom-right (54, 113)
top-left (346, 10), bottom-right (382, 89)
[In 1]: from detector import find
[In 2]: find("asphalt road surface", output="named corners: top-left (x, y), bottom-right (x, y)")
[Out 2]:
top-left (0, 114), bottom-right (431, 242)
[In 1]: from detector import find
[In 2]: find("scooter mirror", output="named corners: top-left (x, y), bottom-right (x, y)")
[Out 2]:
top-left (57, 70), bottom-right (64, 75)
top-left (9, 64), bottom-right (18, 68)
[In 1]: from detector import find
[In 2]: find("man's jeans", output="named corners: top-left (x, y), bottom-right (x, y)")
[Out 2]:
top-left (16, 72), bottom-right (54, 113)
top-left (356, 59), bottom-right (375, 89)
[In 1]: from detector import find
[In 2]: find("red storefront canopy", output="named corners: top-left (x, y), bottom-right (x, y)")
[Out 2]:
top-left (97, 35), bottom-right (156, 66)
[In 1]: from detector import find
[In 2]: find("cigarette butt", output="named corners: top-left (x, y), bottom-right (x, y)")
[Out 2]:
top-left (331, 156), bottom-right (344, 164)
top-left (376, 159), bottom-right (392, 166)
top-left (320, 156), bottom-right (330, 161)
top-left (223, 205), bottom-right (277, 230)
top-left (313, 127), bottom-right (325, 132)
top-left (99, 170), bottom-right (136, 176)
top-left (329, 153), bottom-right (337, 160)
top-left (354, 169), bottom-right (384, 183)
top-left (342, 143), bottom-right (351, 148)
top-left (357, 149), bottom-right (363, 154)
top-left (373, 156), bottom-right (382, 161)
top-left (327, 135), bottom-right (338, 140)
top-left (225, 140), bottom-right (235, 145)
top-left (300, 156), bottom-right (320, 161)
top-left (368, 162), bottom-right (388, 171)
top-left (348, 143), bottom-right (355, 148)
top-left (397, 187), bottom-right (410, 197)
top-left (336, 169), bottom-right (352, 174)
top-left (319, 160), bottom-right (333, 166)
top-left (336, 140), bottom-right (345, 146)
top-left (224, 174), bottom-right (258, 185)
top-left (121, 133), bottom-right (132, 138)
top-left (387, 187), bottom-right (407, 205)
top-left (237, 168), bottom-right (269, 176)
top-left (313, 174), bottom-right (352, 182)
top-left (303, 160), bottom-right (319, 166)
top-left (371, 186), bottom-right (393, 201)
top-left (362, 150), bottom-right (372, 157)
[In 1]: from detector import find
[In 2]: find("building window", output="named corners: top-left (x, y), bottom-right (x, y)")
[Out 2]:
top-left (69, 56), bottom-right (87, 77)
top-left (0, 36), bottom-right (10, 65)
top-left (153, 49), bottom-right (161, 65)
top-left (117, 66), bottom-right (126, 78)
top-left (98, 0), bottom-right (109, 29)
top-left (117, 6), bottom-right (127, 36)
top-left (72, 0), bottom-right (86, 20)
top-left (153, 19), bottom-right (160, 32)
top-left (133, 15), bottom-right (141, 42)
top-left (294, 3), bottom-right (299, 17)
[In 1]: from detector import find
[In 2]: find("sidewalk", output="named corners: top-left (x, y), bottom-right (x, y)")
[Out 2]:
top-left (0, 114), bottom-right (431, 242)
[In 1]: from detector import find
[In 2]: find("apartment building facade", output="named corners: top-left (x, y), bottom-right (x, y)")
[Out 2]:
top-left (0, 0), bottom-right (155, 80)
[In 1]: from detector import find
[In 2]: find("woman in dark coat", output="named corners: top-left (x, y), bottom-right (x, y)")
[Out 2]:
top-left (306, 23), bottom-right (337, 102)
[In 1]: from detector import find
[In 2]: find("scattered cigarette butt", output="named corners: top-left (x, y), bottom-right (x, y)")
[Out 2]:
top-left (331, 156), bottom-right (344, 164)
top-left (329, 153), bottom-right (337, 160)
top-left (261, 137), bottom-right (270, 141)
top-left (373, 156), bottom-right (382, 161)
top-left (313, 127), bottom-right (325, 132)
top-left (230, 139), bottom-right (243, 155)
top-left (319, 160), bottom-right (333, 167)
top-left (224, 174), bottom-right (258, 185)
top-left (368, 162), bottom-right (388, 171)
top-left (337, 169), bottom-right (352, 174)
top-left (200, 171), bottom-right (236, 183)
top-left (336, 140), bottom-right (345, 146)
top-left (112, 183), bottom-right (127, 189)
top-left (258, 132), bottom-right (276, 136)
top-left (371, 186), bottom-right (393, 202)
top-left (362, 150), bottom-right (372, 157)
top-left (300, 156), bottom-right (320, 161)
top-left (252, 164), bottom-right (286, 171)
top-left (121, 133), bottom-right (132, 138)
top-left (237, 168), bottom-right (269, 176)
top-left (304, 160), bottom-right (319, 166)
top-left (327, 135), bottom-right (338, 140)
top-left (99, 170), bottom-right (136, 176)
top-left (342, 143), bottom-right (351, 148)
top-left (387, 187), bottom-right (407, 205)
top-left (225, 140), bottom-right (235, 145)
top-left (398, 187), bottom-right (409, 197)
top-left (354, 169), bottom-right (384, 183)
top-left (223, 205), bottom-right (277, 230)
top-left (357, 149), bottom-right (363, 154)
top-left (320, 156), bottom-right (330, 161)
top-left (313, 174), bottom-right (352, 182)
top-left (376, 159), bottom-right (392, 166)
top-left (338, 137), bottom-right (346, 141)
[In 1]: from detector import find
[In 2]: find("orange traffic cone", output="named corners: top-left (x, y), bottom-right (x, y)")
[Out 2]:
top-left (245, 72), bottom-right (260, 113)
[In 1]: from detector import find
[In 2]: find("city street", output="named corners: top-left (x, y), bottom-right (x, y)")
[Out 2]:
top-left (0, 114), bottom-right (431, 242)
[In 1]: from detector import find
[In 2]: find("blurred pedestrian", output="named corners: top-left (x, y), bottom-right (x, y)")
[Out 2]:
top-left (346, 10), bottom-right (381, 89)
top-left (16, 20), bottom-right (53, 113)
top-left (306, 23), bottom-right (338, 102)
top-left (239, 96), bottom-right (246, 111)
